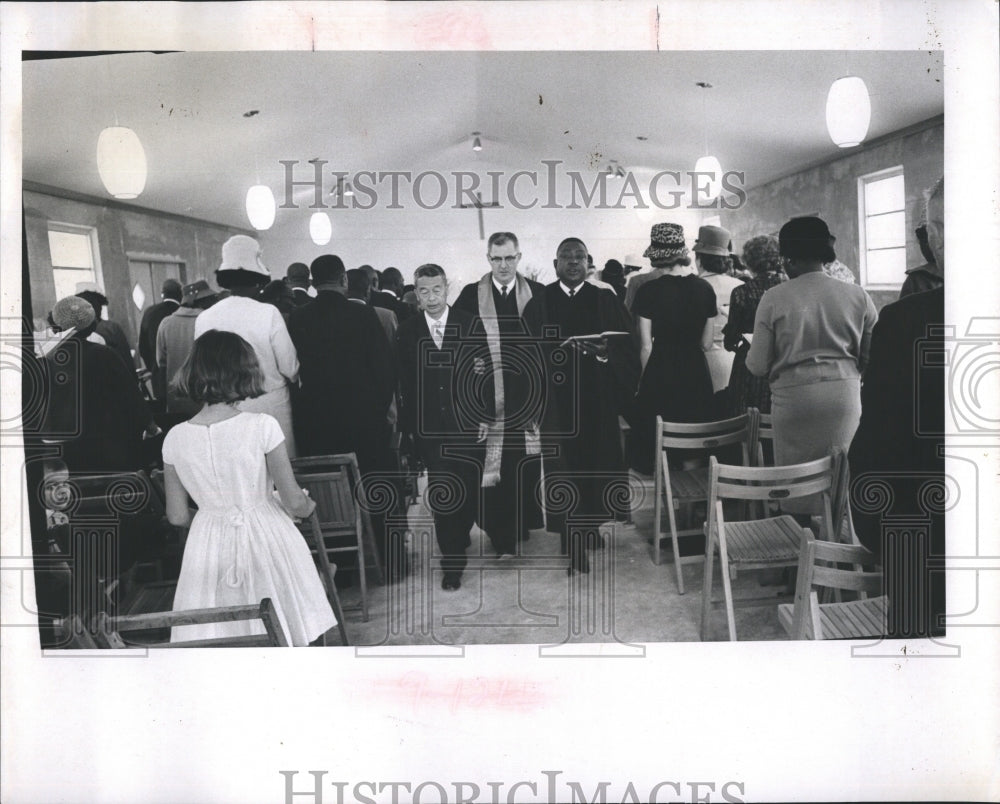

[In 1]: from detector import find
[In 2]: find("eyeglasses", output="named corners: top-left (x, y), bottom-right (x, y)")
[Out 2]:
top-left (489, 254), bottom-right (520, 266)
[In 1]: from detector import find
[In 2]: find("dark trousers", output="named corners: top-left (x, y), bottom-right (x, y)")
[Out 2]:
top-left (480, 431), bottom-right (542, 555)
top-left (422, 440), bottom-right (480, 577)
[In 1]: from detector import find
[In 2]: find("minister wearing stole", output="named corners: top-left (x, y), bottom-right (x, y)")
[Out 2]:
top-left (453, 232), bottom-right (547, 557)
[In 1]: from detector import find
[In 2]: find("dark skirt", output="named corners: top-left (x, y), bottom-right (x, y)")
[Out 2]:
top-left (629, 344), bottom-right (714, 474)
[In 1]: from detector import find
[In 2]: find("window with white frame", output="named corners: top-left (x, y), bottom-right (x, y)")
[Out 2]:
top-left (47, 223), bottom-right (102, 300)
top-left (858, 167), bottom-right (906, 289)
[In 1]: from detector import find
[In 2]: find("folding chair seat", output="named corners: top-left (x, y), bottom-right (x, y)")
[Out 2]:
top-left (700, 453), bottom-right (837, 641)
top-left (778, 535), bottom-right (886, 639)
top-left (652, 413), bottom-right (754, 594)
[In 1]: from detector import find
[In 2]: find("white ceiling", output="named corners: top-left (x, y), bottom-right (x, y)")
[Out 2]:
top-left (22, 50), bottom-right (943, 230)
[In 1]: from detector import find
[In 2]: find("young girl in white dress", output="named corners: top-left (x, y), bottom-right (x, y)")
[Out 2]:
top-left (162, 329), bottom-right (336, 645)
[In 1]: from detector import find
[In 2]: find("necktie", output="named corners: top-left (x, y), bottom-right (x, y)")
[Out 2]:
top-left (501, 284), bottom-right (510, 300)
top-left (432, 321), bottom-right (443, 348)
top-left (568, 287), bottom-right (576, 298)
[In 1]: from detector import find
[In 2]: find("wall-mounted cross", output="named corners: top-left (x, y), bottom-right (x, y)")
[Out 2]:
top-left (458, 191), bottom-right (501, 241)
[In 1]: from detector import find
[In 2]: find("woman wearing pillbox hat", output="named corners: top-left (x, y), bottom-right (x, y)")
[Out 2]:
top-left (629, 222), bottom-right (718, 474)
top-left (745, 216), bottom-right (878, 516)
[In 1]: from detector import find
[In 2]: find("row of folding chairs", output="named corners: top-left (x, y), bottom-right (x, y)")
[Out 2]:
top-left (46, 452), bottom-right (382, 648)
top-left (650, 410), bottom-right (886, 641)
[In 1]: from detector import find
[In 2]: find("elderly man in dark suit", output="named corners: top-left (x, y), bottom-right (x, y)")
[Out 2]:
top-left (396, 263), bottom-right (486, 590)
top-left (453, 231), bottom-right (548, 558)
top-left (287, 254), bottom-right (401, 576)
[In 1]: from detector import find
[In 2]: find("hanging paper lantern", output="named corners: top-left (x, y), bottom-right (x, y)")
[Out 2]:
top-left (826, 76), bottom-right (871, 147)
top-left (245, 185), bottom-right (276, 230)
top-left (309, 212), bottom-right (332, 245)
top-left (694, 155), bottom-right (723, 201)
top-left (96, 126), bottom-right (147, 199)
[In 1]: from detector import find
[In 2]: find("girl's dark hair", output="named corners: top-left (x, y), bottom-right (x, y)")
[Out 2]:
top-left (215, 268), bottom-right (269, 291)
top-left (697, 253), bottom-right (732, 275)
top-left (172, 329), bottom-right (264, 405)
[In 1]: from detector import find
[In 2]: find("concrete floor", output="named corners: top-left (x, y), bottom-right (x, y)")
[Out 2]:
top-left (336, 474), bottom-right (790, 648)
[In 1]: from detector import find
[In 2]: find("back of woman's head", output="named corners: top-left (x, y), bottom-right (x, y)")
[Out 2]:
top-left (173, 329), bottom-right (264, 405)
top-left (697, 253), bottom-right (732, 275)
top-left (741, 235), bottom-right (782, 275)
top-left (779, 216), bottom-right (836, 263)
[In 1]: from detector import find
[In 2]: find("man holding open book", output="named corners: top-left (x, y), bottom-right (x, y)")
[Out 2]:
top-left (543, 238), bottom-right (640, 574)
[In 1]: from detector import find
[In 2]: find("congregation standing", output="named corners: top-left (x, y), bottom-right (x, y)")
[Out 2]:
top-left (39, 184), bottom-right (946, 641)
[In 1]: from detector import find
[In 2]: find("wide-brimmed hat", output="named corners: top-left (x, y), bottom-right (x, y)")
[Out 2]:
top-left (51, 295), bottom-right (96, 331)
top-left (181, 279), bottom-right (215, 305)
top-left (643, 223), bottom-right (689, 263)
top-left (693, 225), bottom-right (732, 257)
top-left (218, 235), bottom-right (269, 276)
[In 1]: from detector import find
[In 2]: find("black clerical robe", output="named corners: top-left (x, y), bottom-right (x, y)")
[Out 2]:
top-left (543, 282), bottom-right (639, 562)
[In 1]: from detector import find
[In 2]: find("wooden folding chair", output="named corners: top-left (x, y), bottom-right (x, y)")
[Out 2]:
top-left (652, 413), bottom-right (754, 594)
top-left (300, 510), bottom-right (350, 646)
top-left (292, 453), bottom-right (385, 623)
top-left (749, 408), bottom-right (774, 467)
top-left (700, 453), bottom-right (837, 641)
top-left (91, 598), bottom-right (289, 648)
top-left (778, 535), bottom-right (886, 639)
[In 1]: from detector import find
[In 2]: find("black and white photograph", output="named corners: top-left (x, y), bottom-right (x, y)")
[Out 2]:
top-left (1, 2), bottom-right (998, 802)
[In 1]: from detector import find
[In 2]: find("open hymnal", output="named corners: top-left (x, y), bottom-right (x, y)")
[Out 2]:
top-left (559, 331), bottom-right (629, 347)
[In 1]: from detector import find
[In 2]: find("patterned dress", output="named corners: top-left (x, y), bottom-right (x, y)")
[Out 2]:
top-left (722, 272), bottom-right (784, 415)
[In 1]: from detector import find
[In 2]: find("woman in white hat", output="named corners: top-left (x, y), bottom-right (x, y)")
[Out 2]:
top-left (693, 224), bottom-right (744, 412)
top-left (192, 236), bottom-right (300, 457)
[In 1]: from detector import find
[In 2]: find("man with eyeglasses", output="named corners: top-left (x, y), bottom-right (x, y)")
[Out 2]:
top-left (454, 231), bottom-right (548, 558)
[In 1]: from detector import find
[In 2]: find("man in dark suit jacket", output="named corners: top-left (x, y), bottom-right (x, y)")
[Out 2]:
top-left (452, 231), bottom-right (548, 557)
top-left (138, 279), bottom-right (182, 401)
top-left (849, 178), bottom-right (945, 638)
top-left (371, 265), bottom-right (413, 323)
top-left (396, 264), bottom-right (486, 590)
top-left (285, 262), bottom-right (313, 308)
top-left (288, 255), bottom-right (400, 575)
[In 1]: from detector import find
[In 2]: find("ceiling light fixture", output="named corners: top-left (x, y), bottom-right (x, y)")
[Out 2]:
top-left (826, 75), bottom-right (871, 147)
top-left (471, 131), bottom-right (483, 152)
top-left (309, 211), bottom-right (332, 245)
top-left (694, 81), bottom-right (722, 201)
top-left (245, 148), bottom-right (276, 230)
top-left (96, 58), bottom-right (148, 200)
top-left (96, 126), bottom-right (148, 199)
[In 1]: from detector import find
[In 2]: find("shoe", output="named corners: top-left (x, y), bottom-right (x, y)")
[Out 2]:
top-left (495, 552), bottom-right (514, 560)
top-left (441, 575), bottom-right (461, 591)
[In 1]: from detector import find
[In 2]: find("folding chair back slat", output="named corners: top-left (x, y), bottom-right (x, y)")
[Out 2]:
top-left (779, 535), bottom-right (885, 639)
top-left (92, 598), bottom-right (289, 648)
top-left (701, 452), bottom-right (839, 641)
top-left (652, 414), bottom-right (754, 594)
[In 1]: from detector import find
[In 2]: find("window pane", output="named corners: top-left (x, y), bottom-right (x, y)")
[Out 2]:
top-left (866, 210), bottom-right (906, 250)
top-left (864, 173), bottom-right (904, 215)
top-left (48, 230), bottom-right (94, 269)
top-left (52, 268), bottom-right (95, 301)
top-left (865, 247), bottom-right (906, 286)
